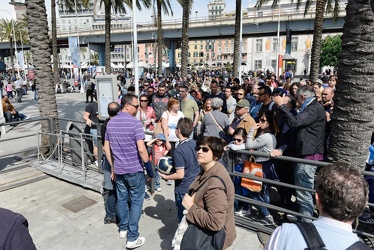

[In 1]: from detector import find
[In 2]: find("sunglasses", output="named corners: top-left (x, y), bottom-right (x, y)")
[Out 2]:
top-left (237, 93), bottom-right (244, 96)
top-left (128, 103), bottom-right (139, 109)
top-left (233, 138), bottom-right (243, 143)
top-left (140, 100), bottom-right (148, 102)
top-left (144, 85), bottom-right (149, 87)
top-left (195, 146), bottom-right (210, 153)
top-left (260, 118), bottom-right (268, 123)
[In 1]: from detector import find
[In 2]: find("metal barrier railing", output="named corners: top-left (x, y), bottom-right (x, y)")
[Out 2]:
top-left (226, 149), bottom-right (374, 239)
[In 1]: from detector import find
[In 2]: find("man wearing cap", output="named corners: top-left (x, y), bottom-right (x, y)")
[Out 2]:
top-left (228, 98), bottom-right (256, 136)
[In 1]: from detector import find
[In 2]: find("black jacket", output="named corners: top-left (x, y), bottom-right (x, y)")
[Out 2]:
top-left (278, 99), bottom-right (326, 157)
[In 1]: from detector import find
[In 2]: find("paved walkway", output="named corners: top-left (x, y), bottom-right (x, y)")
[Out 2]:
top-left (0, 91), bottom-right (264, 250)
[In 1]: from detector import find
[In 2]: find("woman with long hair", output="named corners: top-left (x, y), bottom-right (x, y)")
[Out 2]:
top-left (246, 110), bottom-right (278, 226)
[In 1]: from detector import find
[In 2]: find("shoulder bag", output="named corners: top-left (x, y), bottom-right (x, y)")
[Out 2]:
top-left (153, 111), bottom-right (169, 136)
top-left (180, 175), bottom-right (227, 250)
top-left (209, 112), bottom-right (224, 132)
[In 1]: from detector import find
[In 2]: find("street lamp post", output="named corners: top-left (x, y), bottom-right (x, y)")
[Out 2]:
top-left (276, 1), bottom-right (281, 78)
top-left (195, 11), bottom-right (198, 21)
top-left (152, 32), bottom-right (157, 75)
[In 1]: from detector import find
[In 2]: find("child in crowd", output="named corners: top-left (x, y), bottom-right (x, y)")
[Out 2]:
top-left (147, 133), bottom-right (169, 192)
top-left (228, 128), bottom-right (251, 218)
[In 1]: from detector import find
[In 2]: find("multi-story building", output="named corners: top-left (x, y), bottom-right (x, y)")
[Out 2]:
top-left (208, 0), bottom-right (226, 19)
top-left (56, 0), bottom-right (132, 69)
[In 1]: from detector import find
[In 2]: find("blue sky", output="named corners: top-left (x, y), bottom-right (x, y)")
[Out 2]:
top-left (3, 0), bottom-right (257, 22)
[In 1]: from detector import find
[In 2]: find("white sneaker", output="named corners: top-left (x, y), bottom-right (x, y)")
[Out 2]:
top-left (155, 187), bottom-right (162, 192)
top-left (234, 209), bottom-right (244, 217)
top-left (94, 161), bottom-right (98, 167)
top-left (119, 230), bottom-right (127, 239)
top-left (167, 180), bottom-right (173, 185)
top-left (25, 114), bottom-right (31, 120)
top-left (126, 236), bottom-right (145, 249)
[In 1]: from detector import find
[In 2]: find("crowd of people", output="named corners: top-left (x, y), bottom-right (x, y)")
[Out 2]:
top-left (92, 68), bottom-right (373, 249)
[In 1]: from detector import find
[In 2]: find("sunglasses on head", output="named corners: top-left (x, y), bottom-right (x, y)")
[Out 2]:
top-left (195, 146), bottom-right (210, 153)
top-left (233, 138), bottom-right (243, 143)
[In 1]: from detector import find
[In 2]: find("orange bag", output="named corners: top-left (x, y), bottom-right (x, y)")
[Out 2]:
top-left (241, 157), bottom-right (263, 192)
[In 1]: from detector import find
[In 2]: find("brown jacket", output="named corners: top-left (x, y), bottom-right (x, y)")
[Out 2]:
top-left (233, 113), bottom-right (256, 134)
top-left (186, 162), bottom-right (236, 249)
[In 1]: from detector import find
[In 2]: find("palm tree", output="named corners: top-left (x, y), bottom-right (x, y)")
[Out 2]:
top-left (25, 0), bottom-right (59, 150)
top-left (178, 0), bottom-right (193, 78)
top-left (232, 0), bottom-right (241, 78)
top-left (90, 52), bottom-right (99, 66)
top-left (98, 0), bottom-right (151, 74)
top-left (255, 0), bottom-right (339, 82)
top-left (0, 19), bottom-right (22, 75)
top-left (154, 0), bottom-right (173, 76)
top-left (329, 0), bottom-right (374, 167)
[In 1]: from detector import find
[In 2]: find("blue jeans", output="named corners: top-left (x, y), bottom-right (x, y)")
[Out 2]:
top-left (249, 184), bottom-right (270, 217)
top-left (116, 172), bottom-right (145, 241)
top-left (33, 90), bottom-right (37, 101)
top-left (175, 192), bottom-right (186, 222)
top-left (293, 162), bottom-right (317, 222)
top-left (154, 169), bottom-right (161, 189)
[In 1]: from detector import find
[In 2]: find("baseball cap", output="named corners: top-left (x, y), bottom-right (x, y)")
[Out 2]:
top-left (236, 99), bottom-right (250, 108)
top-left (271, 88), bottom-right (288, 97)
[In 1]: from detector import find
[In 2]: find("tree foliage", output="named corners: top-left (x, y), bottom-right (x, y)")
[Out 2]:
top-left (320, 35), bottom-right (341, 67)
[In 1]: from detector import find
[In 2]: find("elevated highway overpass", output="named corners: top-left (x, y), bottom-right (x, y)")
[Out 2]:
top-left (0, 6), bottom-right (345, 49)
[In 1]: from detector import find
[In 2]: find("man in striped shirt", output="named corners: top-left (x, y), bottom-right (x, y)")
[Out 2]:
top-left (104, 93), bottom-right (149, 249)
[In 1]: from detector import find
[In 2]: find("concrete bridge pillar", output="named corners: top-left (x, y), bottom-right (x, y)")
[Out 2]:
top-left (165, 40), bottom-right (180, 76)
top-left (89, 43), bottom-right (105, 67)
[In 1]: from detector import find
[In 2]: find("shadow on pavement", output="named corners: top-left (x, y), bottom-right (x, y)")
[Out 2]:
top-left (0, 156), bottom-right (23, 171)
top-left (144, 194), bottom-right (178, 249)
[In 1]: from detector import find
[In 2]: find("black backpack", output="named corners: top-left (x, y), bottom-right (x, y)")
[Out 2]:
top-left (294, 221), bottom-right (371, 250)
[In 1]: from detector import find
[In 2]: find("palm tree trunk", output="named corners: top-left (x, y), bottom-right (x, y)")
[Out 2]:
top-left (329, 0), bottom-right (374, 168)
top-left (25, 0), bottom-right (59, 150)
top-left (104, 0), bottom-right (111, 74)
top-left (157, 0), bottom-right (163, 76)
top-left (51, 0), bottom-right (60, 87)
top-left (233, 0), bottom-right (241, 78)
top-left (181, 0), bottom-right (191, 78)
top-left (9, 38), bottom-right (15, 76)
top-left (308, 0), bottom-right (327, 82)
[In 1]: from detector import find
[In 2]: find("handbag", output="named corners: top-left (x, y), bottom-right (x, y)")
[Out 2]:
top-left (153, 111), bottom-right (169, 136)
top-left (180, 175), bottom-right (227, 250)
top-left (241, 157), bottom-right (263, 192)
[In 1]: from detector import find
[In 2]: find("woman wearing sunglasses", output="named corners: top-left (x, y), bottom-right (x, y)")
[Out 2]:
top-left (182, 136), bottom-right (236, 249)
top-left (245, 110), bottom-right (278, 226)
top-left (136, 94), bottom-right (156, 135)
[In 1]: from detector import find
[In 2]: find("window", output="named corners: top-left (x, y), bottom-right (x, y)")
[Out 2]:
top-left (225, 45), bottom-right (228, 52)
top-left (254, 60), bottom-right (262, 70)
top-left (231, 45), bottom-right (234, 53)
top-left (256, 39), bottom-right (262, 52)
top-left (272, 38), bottom-right (278, 52)
top-left (218, 47), bottom-right (221, 54)
top-left (291, 37), bottom-right (298, 51)
top-left (271, 60), bottom-right (277, 71)
top-left (194, 45), bottom-right (197, 49)
top-left (199, 52), bottom-right (204, 57)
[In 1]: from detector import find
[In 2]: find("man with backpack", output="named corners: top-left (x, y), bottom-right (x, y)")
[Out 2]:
top-left (265, 163), bottom-right (370, 250)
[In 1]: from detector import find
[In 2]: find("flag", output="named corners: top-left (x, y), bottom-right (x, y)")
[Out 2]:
top-left (17, 51), bottom-right (25, 70)
top-left (68, 37), bottom-right (81, 68)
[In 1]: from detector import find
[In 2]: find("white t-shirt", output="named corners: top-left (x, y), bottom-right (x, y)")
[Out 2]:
top-left (162, 111), bottom-right (185, 142)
